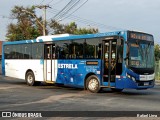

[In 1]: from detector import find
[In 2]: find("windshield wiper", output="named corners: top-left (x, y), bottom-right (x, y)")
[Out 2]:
top-left (139, 44), bottom-right (144, 61)
top-left (145, 42), bottom-right (152, 68)
top-left (146, 42), bottom-right (152, 55)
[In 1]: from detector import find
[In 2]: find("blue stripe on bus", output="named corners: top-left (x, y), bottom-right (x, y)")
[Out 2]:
top-left (1, 42), bottom-right (5, 75)
top-left (3, 39), bottom-right (36, 45)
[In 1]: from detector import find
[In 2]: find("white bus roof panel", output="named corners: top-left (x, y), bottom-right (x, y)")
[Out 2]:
top-left (36, 34), bottom-right (70, 42)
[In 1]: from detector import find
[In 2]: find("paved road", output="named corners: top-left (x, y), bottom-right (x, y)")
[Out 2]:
top-left (0, 75), bottom-right (160, 119)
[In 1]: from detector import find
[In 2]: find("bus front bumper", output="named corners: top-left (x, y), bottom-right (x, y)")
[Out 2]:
top-left (124, 78), bottom-right (155, 90)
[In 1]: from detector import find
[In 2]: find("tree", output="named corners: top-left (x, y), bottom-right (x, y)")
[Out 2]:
top-left (6, 6), bottom-right (98, 41)
top-left (6, 6), bottom-right (44, 41)
top-left (49, 20), bottom-right (98, 35)
top-left (155, 44), bottom-right (160, 61)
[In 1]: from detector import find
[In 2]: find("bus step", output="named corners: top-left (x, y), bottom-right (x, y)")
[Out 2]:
top-left (45, 81), bottom-right (55, 84)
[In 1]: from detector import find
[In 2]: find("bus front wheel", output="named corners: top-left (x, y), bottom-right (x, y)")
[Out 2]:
top-left (25, 71), bottom-right (39, 86)
top-left (86, 75), bottom-right (100, 93)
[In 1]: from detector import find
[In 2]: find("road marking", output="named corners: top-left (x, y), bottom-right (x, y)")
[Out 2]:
top-left (0, 86), bottom-right (21, 90)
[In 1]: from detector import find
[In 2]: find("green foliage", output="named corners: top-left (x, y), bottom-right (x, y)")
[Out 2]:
top-left (6, 6), bottom-right (98, 41)
top-left (49, 20), bottom-right (98, 35)
top-left (155, 44), bottom-right (160, 61)
top-left (6, 6), bottom-right (43, 41)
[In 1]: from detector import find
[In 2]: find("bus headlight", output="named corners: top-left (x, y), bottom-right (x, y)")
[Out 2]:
top-left (127, 74), bottom-right (136, 82)
top-left (127, 74), bottom-right (131, 78)
top-left (131, 77), bottom-right (136, 82)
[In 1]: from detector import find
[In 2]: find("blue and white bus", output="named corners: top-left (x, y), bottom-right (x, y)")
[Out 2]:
top-left (2, 31), bottom-right (155, 93)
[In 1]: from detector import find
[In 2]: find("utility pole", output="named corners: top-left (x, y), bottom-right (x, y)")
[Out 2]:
top-left (35, 5), bottom-right (51, 36)
top-left (21, 9), bottom-right (44, 30)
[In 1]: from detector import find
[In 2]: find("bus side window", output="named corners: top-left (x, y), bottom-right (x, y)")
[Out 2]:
top-left (56, 41), bottom-right (70, 59)
top-left (60, 48), bottom-right (65, 59)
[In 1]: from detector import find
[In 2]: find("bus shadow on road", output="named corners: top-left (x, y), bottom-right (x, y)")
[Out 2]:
top-left (35, 83), bottom-right (85, 92)
top-left (100, 88), bottom-right (157, 96)
top-left (112, 90), bottom-right (156, 96)
top-left (20, 83), bottom-right (160, 95)
top-left (0, 76), bottom-right (157, 95)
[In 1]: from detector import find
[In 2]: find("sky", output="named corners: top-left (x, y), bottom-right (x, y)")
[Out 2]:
top-left (0, 0), bottom-right (159, 44)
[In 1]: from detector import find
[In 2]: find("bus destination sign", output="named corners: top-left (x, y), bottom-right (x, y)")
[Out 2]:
top-left (129, 32), bottom-right (153, 41)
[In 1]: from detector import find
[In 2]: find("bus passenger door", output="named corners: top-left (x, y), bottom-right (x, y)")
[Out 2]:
top-left (44, 44), bottom-right (57, 83)
top-left (103, 40), bottom-right (117, 87)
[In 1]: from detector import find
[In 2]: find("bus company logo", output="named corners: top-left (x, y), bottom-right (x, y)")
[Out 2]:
top-left (2, 112), bottom-right (11, 117)
top-left (58, 64), bottom-right (78, 69)
top-left (1, 112), bottom-right (42, 118)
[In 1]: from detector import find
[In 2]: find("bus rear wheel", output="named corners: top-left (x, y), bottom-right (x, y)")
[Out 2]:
top-left (86, 75), bottom-right (100, 93)
top-left (25, 71), bottom-right (40, 86)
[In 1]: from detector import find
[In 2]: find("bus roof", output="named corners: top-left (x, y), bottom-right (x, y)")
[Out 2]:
top-left (3, 31), bottom-right (126, 45)
top-left (36, 34), bottom-right (70, 41)
top-left (51, 31), bottom-right (124, 41)
top-left (3, 30), bottom-right (153, 45)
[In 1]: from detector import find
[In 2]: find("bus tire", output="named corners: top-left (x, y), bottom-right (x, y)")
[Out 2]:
top-left (111, 88), bottom-right (123, 92)
top-left (86, 75), bottom-right (100, 93)
top-left (25, 71), bottom-right (38, 86)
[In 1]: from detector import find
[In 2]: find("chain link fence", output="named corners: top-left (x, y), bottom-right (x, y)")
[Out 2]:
top-left (155, 61), bottom-right (160, 80)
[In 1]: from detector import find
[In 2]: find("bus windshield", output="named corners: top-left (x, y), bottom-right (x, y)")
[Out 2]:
top-left (128, 42), bottom-right (154, 69)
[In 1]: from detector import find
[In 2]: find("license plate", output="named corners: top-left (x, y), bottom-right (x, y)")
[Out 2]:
top-left (144, 82), bottom-right (149, 86)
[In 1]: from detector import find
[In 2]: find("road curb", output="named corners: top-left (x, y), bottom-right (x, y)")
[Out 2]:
top-left (155, 80), bottom-right (160, 85)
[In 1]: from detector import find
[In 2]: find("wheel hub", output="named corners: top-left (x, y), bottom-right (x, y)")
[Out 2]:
top-left (27, 75), bottom-right (33, 84)
top-left (88, 79), bottom-right (98, 90)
